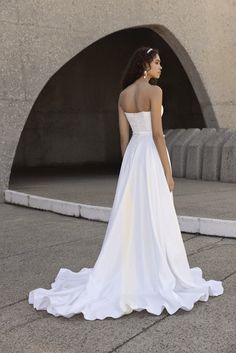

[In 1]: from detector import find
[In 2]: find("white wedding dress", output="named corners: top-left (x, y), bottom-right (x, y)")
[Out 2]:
top-left (28, 105), bottom-right (224, 320)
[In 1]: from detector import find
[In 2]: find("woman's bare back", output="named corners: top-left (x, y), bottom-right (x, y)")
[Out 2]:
top-left (119, 82), bottom-right (154, 113)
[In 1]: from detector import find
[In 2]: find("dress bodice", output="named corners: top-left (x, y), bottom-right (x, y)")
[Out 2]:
top-left (125, 105), bottom-right (164, 136)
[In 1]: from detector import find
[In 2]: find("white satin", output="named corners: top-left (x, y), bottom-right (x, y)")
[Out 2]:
top-left (28, 105), bottom-right (224, 320)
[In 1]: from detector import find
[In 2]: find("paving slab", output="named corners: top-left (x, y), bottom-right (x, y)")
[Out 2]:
top-left (114, 273), bottom-right (236, 353)
top-left (7, 168), bottom-right (236, 221)
top-left (0, 203), bottom-right (235, 353)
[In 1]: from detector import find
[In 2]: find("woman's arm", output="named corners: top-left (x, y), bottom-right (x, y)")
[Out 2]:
top-left (150, 86), bottom-right (172, 177)
top-left (118, 95), bottom-right (130, 158)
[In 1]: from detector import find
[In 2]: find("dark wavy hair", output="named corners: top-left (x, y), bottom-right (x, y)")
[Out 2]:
top-left (120, 46), bottom-right (160, 91)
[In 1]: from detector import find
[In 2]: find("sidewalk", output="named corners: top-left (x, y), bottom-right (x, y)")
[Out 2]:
top-left (5, 166), bottom-right (236, 238)
top-left (0, 201), bottom-right (235, 353)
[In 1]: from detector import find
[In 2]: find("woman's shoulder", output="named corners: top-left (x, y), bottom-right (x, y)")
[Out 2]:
top-left (120, 84), bottom-right (133, 95)
top-left (149, 85), bottom-right (163, 99)
top-left (119, 86), bottom-right (134, 103)
top-left (149, 84), bottom-right (162, 93)
top-left (119, 83), bottom-right (162, 99)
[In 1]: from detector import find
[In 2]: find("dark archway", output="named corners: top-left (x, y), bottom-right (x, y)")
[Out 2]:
top-left (11, 25), bottom-right (210, 177)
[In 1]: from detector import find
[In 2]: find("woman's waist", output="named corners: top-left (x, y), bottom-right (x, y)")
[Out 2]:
top-left (132, 131), bottom-right (165, 136)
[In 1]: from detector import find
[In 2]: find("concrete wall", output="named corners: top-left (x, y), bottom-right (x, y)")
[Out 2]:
top-left (0, 0), bottom-right (235, 202)
top-left (12, 27), bottom-right (205, 169)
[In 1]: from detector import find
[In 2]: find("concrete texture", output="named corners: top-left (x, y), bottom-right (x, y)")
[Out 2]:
top-left (185, 128), bottom-right (216, 179)
top-left (1, 0), bottom-right (236, 205)
top-left (0, 203), bottom-right (235, 353)
top-left (5, 189), bottom-right (236, 238)
top-left (165, 128), bottom-right (186, 157)
top-left (1, 2), bottom-right (236, 351)
top-left (7, 169), bottom-right (236, 218)
top-left (166, 128), bottom-right (236, 181)
top-left (220, 133), bottom-right (236, 182)
top-left (202, 128), bottom-right (235, 181)
top-left (171, 129), bottom-right (200, 177)
top-left (4, 170), bottom-right (236, 237)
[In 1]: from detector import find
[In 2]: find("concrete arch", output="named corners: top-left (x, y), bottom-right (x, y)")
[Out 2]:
top-left (0, 1), bottom-right (235, 201)
top-left (147, 24), bottom-right (219, 128)
top-left (10, 24), bottom-right (212, 177)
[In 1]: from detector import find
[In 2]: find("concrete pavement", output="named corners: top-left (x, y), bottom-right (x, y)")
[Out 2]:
top-left (4, 166), bottom-right (236, 237)
top-left (0, 202), bottom-right (236, 353)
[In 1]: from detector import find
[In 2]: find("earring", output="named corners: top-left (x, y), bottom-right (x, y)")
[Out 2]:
top-left (143, 70), bottom-right (147, 79)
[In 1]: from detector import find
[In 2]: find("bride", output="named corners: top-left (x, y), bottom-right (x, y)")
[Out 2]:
top-left (28, 46), bottom-right (224, 320)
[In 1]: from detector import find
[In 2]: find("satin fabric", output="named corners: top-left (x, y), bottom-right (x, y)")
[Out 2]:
top-left (28, 105), bottom-right (224, 320)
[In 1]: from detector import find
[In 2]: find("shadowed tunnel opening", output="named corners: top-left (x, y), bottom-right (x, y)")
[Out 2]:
top-left (10, 26), bottom-right (205, 184)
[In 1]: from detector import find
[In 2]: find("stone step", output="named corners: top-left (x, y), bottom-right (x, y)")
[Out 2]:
top-left (163, 128), bottom-right (236, 182)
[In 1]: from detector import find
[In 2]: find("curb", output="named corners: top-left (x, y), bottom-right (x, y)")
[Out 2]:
top-left (4, 189), bottom-right (236, 239)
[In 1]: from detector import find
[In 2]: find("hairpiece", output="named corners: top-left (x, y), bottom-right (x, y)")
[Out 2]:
top-left (147, 48), bottom-right (153, 54)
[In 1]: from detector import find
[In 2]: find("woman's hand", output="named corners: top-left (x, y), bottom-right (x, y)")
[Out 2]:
top-left (165, 172), bottom-right (175, 192)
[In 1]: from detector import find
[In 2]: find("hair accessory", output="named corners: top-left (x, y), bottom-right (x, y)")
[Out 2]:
top-left (147, 48), bottom-right (153, 54)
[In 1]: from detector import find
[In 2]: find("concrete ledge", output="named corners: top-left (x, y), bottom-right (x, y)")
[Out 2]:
top-left (5, 189), bottom-right (29, 206)
top-left (185, 128), bottom-right (216, 179)
top-left (171, 129), bottom-right (200, 177)
top-left (5, 190), bottom-right (81, 216)
top-left (178, 215), bottom-right (200, 233)
top-left (202, 128), bottom-right (234, 181)
top-left (220, 132), bottom-right (236, 182)
top-left (200, 217), bottom-right (236, 238)
top-left (80, 203), bottom-right (111, 222)
top-left (165, 129), bottom-right (186, 158)
top-left (4, 189), bottom-right (236, 238)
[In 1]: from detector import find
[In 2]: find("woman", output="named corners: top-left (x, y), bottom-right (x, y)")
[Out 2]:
top-left (28, 46), bottom-right (224, 320)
